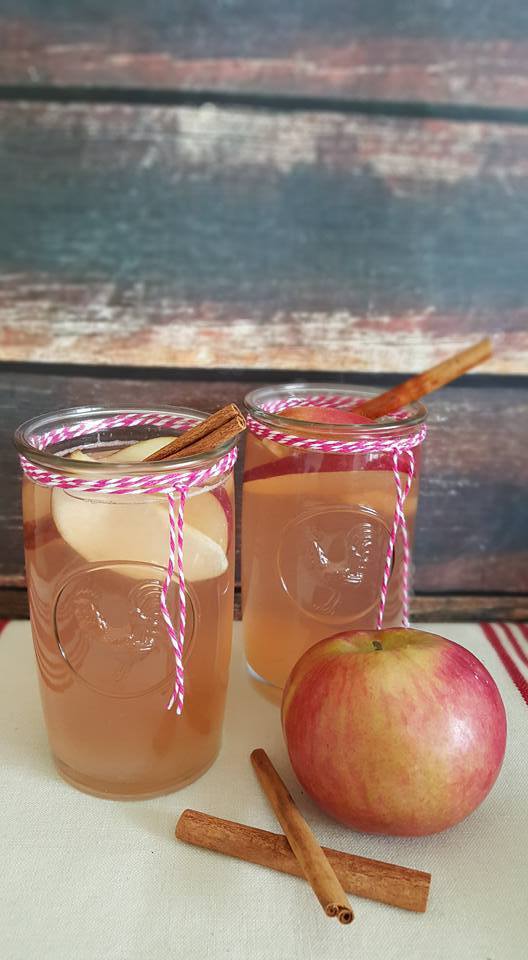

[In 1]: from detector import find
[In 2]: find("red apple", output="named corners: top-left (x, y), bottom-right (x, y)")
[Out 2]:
top-left (282, 628), bottom-right (507, 836)
top-left (286, 404), bottom-right (373, 426)
top-left (244, 404), bottom-right (413, 483)
top-left (211, 482), bottom-right (234, 553)
top-left (243, 450), bottom-right (412, 484)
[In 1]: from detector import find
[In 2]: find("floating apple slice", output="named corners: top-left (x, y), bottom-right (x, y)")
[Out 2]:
top-left (105, 437), bottom-right (175, 463)
top-left (108, 437), bottom-right (231, 550)
top-left (23, 477), bottom-right (51, 522)
top-left (69, 449), bottom-right (95, 462)
top-left (176, 523), bottom-right (228, 581)
top-left (244, 405), bottom-right (405, 485)
top-left (185, 490), bottom-right (229, 553)
top-left (66, 439), bottom-right (230, 552)
top-left (243, 469), bottom-right (416, 524)
top-left (52, 489), bottom-right (227, 582)
top-left (243, 470), bottom-right (368, 500)
top-left (23, 448), bottom-right (91, 536)
top-left (286, 404), bottom-right (373, 426)
top-left (243, 449), bottom-right (415, 484)
top-left (22, 482), bottom-right (53, 551)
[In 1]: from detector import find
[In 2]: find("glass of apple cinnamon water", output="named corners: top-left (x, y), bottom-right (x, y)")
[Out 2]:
top-left (15, 406), bottom-right (236, 799)
top-left (242, 384), bottom-right (427, 692)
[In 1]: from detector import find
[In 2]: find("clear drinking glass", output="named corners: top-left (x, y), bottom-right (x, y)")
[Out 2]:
top-left (242, 384), bottom-right (427, 692)
top-left (15, 406), bottom-right (236, 799)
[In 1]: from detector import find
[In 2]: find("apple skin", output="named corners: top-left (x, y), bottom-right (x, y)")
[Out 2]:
top-left (211, 483), bottom-right (233, 552)
top-left (243, 404), bottom-right (415, 483)
top-left (282, 628), bottom-right (507, 836)
top-left (286, 404), bottom-right (373, 426)
top-left (243, 450), bottom-right (413, 484)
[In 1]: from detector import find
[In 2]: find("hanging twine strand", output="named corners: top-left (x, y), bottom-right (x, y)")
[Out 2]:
top-left (247, 396), bottom-right (426, 629)
top-left (18, 412), bottom-right (237, 714)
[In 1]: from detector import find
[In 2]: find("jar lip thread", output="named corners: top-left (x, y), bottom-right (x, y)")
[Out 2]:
top-left (244, 382), bottom-right (427, 435)
top-left (14, 404), bottom-right (238, 474)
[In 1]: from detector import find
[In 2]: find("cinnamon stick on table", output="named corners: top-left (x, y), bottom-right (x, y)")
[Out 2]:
top-left (175, 809), bottom-right (431, 913)
top-left (145, 403), bottom-right (246, 462)
top-left (251, 749), bottom-right (354, 924)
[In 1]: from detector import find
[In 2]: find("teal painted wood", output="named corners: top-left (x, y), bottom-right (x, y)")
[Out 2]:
top-left (0, 102), bottom-right (526, 374)
top-left (1, 1), bottom-right (528, 106)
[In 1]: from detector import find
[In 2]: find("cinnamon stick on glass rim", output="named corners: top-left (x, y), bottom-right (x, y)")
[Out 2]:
top-left (144, 403), bottom-right (246, 462)
top-left (251, 749), bottom-right (354, 925)
top-left (175, 809), bottom-right (431, 913)
top-left (358, 337), bottom-right (492, 420)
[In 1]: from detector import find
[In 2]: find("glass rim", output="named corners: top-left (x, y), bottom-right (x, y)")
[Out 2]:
top-left (244, 382), bottom-right (427, 435)
top-left (14, 404), bottom-right (240, 475)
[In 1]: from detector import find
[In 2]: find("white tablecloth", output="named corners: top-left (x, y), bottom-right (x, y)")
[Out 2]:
top-left (0, 620), bottom-right (526, 960)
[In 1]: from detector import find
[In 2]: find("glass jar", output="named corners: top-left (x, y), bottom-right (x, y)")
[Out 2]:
top-left (15, 405), bottom-right (236, 799)
top-left (242, 383), bottom-right (427, 691)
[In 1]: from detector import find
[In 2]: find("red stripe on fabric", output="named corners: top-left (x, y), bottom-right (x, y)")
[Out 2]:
top-left (518, 623), bottom-right (528, 644)
top-left (0, 620), bottom-right (9, 636)
top-left (481, 622), bottom-right (528, 706)
top-left (499, 623), bottom-right (528, 667)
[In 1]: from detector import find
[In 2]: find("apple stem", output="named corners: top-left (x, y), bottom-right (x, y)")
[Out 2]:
top-left (372, 640), bottom-right (383, 651)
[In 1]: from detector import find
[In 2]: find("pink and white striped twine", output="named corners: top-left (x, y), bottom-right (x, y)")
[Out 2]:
top-left (246, 394), bottom-right (427, 629)
top-left (19, 411), bottom-right (238, 714)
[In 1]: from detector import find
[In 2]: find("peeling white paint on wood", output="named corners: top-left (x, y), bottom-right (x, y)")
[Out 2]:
top-left (5, 103), bottom-right (528, 189)
top-left (0, 279), bottom-right (524, 373)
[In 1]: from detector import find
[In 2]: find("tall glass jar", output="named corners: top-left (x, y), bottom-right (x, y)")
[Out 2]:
top-left (242, 384), bottom-right (427, 691)
top-left (15, 406), bottom-right (236, 799)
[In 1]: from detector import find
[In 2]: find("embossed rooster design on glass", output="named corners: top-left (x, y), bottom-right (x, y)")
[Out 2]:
top-left (242, 384), bottom-right (426, 691)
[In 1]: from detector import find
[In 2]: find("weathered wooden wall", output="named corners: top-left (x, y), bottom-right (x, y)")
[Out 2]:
top-left (0, 2), bottom-right (527, 619)
top-left (0, 102), bottom-right (527, 372)
top-left (2, 366), bottom-right (527, 620)
top-left (2, 2), bottom-right (528, 108)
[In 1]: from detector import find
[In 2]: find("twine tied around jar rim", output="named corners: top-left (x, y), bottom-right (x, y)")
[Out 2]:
top-left (18, 412), bottom-right (238, 715)
top-left (246, 395), bottom-right (427, 629)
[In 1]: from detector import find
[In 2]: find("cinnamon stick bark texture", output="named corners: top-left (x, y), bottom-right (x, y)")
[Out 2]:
top-left (359, 337), bottom-right (492, 419)
top-left (144, 403), bottom-right (246, 461)
top-left (175, 809), bottom-right (431, 912)
top-left (250, 748), bottom-right (354, 924)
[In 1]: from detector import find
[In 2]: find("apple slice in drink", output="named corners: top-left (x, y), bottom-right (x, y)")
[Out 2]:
top-left (55, 439), bottom-right (230, 577)
top-left (243, 450), bottom-right (414, 484)
top-left (243, 469), bottom-right (416, 526)
top-left (105, 437), bottom-right (175, 463)
top-left (109, 436), bottom-right (231, 552)
top-left (244, 401), bottom-right (415, 485)
top-left (69, 449), bottom-right (95, 463)
top-left (22, 482), bottom-right (53, 551)
top-left (286, 404), bottom-right (373, 426)
top-left (66, 439), bottom-right (231, 554)
top-left (52, 489), bottom-right (227, 582)
top-left (24, 445), bottom-right (97, 547)
top-left (23, 478), bottom-right (51, 523)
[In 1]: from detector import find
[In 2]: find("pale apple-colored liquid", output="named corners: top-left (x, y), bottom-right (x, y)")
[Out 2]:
top-left (242, 433), bottom-right (420, 690)
top-left (22, 466), bottom-right (234, 799)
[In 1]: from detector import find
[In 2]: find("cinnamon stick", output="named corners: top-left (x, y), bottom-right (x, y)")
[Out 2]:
top-left (175, 809), bottom-right (431, 913)
top-left (358, 337), bottom-right (492, 419)
top-left (251, 748), bottom-right (354, 924)
top-left (145, 403), bottom-right (246, 462)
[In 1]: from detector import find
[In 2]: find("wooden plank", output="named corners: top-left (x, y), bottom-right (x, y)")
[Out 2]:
top-left (2, 588), bottom-right (528, 625)
top-left (2, 3), bottom-right (528, 107)
top-left (410, 596), bottom-right (528, 624)
top-left (1, 102), bottom-right (528, 374)
top-left (0, 587), bottom-right (30, 620)
top-left (2, 368), bottom-right (527, 603)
